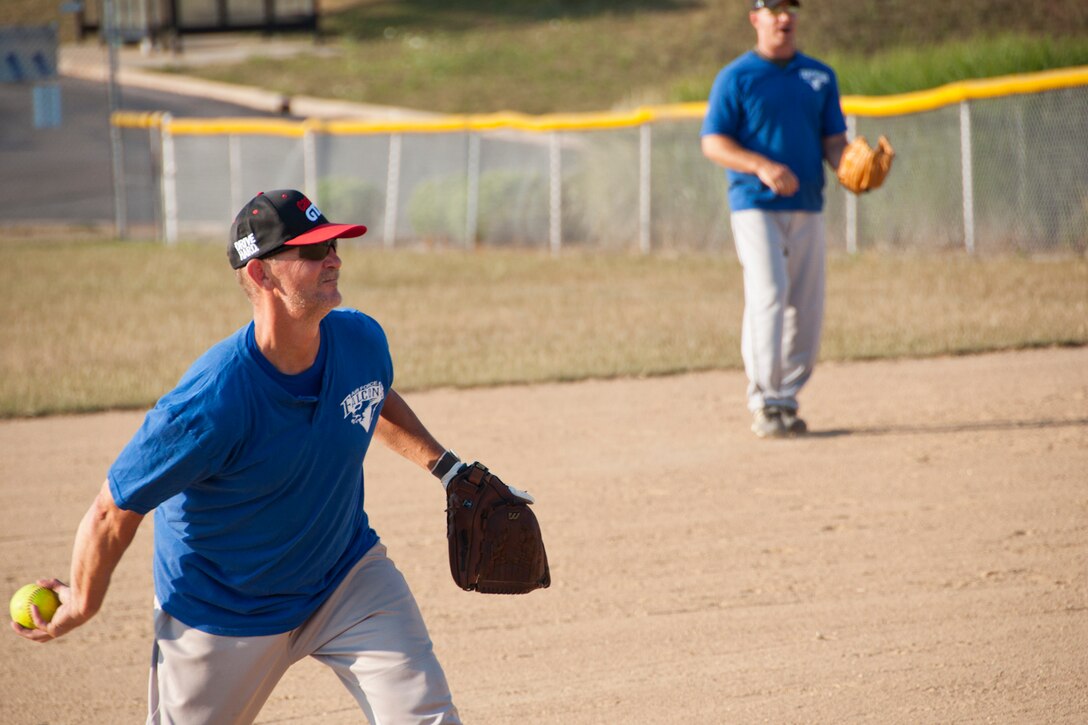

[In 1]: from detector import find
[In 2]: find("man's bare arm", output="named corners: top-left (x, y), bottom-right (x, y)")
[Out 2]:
top-left (823, 132), bottom-right (848, 170)
top-left (701, 133), bottom-right (799, 197)
top-left (375, 388), bottom-right (446, 472)
top-left (12, 479), bottom-right (144, 642)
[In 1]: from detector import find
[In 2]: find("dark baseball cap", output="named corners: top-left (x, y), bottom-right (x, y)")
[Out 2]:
top-left (751, 0), bottom-right (800, 9)
top-left (228, 189), bottom-right (367, 269)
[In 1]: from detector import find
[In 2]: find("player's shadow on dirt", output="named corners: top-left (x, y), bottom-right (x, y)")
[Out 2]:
top-left (808, 417), bottom-right (1088, 438)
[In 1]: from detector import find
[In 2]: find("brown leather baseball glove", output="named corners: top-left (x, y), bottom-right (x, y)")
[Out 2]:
top-left (445, 462), bottom-right (550, 594)
top-left (837, 135), bottom-right (895, 194)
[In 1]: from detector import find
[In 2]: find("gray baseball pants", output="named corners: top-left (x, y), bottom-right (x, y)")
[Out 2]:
top-left (730, 209), bottom-right (826, 414)
top-left (147, 542), bottom-right (459, 725)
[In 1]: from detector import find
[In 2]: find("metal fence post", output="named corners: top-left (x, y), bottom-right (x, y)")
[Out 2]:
top-left (303, 124), bottom-right (318, 201)
top-left (549, 131), bottom-right (562, 255)
top-left (845, 114), bottom-right (858, 254)
top-left (149, 112), bottom-right (164, 242)
top-left (638, 123), bottom-right (652, 254)
top-left (465, 132), bottom-right (480, 249)
top-left (160, 113), bottom-right (178, 244)
top-left (960, 100), bottom-right (975, 254)
top-left (228, 134), bottom-right (243, 216)
top-left (104, 0), bottom-right (127, 239)
top-left (383, 133), bottom-right (401, 249)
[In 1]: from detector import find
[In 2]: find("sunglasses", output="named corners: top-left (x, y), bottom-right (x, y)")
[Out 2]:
top-left (263, 239), bottom-right (339, 262)
top-left (755, 2), bottom-right (799, 15)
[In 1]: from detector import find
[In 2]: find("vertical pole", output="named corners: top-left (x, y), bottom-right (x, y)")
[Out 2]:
top-left (160, 113), bottom-right (178, 244)
top-left (229, 134), bottom-right (243, 217)
top-left (960, 101), bottom-right (975, 255)
top-left (303, 125), bottom-right (318, 202)
top-left (166, 0), bottom-right (180, 53)
top-left (383, 133), bottom-right (401, 249)
top-left (150, 112), bottom-right (163, 242)
top-left (105, 0), bottom-right (128, 238)
top-left (465, 132), bottom-right (481, 249)
top-left (135, 0), bottom-right (148, 45)
top-left (549, 131), bottom-right (562, 256)
top-left (1013, 103), bottom-right (1027, 221)
top-left (638, 123), bottom-right (652, 254)
top-left (845, 115), bottom-right (858, 254)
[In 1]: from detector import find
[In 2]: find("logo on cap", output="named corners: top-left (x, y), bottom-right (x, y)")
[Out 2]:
top-left (298, 198), bottom-right (323, 224)
top-left (234, 232), bottom-right (260, 261)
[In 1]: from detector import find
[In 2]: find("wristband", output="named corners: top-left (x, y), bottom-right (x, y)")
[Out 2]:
top-left (430, 450), bottom-right (462, 487)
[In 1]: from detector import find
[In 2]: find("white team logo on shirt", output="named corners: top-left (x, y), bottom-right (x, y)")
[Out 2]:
top-left (340, 381), bottom-right (384, 431)
top-left (800, 69), bottom-right (830, 92)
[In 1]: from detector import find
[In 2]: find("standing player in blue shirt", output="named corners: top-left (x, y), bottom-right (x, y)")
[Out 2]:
top-left (701, 0), bottom-right (848, 438)
top-left (11, 189), bottom-right (483, 724)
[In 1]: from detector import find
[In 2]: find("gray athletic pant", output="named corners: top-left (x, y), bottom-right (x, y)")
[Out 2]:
top-left (147, 542), bottom-right (459, 725)
top-left (730, 209), bottom-right (826, 414)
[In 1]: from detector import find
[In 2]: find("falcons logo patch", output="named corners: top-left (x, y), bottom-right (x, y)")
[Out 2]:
top-left (800, 68), bottom-right (830, 92)
top-left (340, 381), bottom-right (384, 431)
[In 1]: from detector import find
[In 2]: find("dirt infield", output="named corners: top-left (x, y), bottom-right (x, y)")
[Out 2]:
top-left (2, 347), bottom-right (1086, 724)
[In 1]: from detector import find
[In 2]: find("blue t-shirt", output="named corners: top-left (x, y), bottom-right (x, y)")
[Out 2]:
top-left (108, 309), bottom-right (392, 636)
top-left (701, 50), bottom-right (847, 212)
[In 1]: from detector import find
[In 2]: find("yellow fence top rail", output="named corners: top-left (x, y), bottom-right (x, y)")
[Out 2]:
top-left (841, 65), bottom-right (1088, 117)
top-left (112, 66), bottom-right (1088, 135)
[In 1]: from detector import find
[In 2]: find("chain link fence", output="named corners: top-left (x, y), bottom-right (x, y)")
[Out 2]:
top-left (4, 61), bottom-right (1087, 256)
top-left (0, 38), bottom-right (299, 236)
top-left (838, 83), bottom-right (1088, 255)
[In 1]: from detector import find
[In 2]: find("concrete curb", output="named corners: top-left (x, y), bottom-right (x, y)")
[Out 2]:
top-left (58, 51), bottom-right (442, 121)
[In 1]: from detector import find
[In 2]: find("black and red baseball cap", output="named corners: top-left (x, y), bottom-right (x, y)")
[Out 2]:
top-left (751, 0), bottom-right (799, 9)
top-left (228, 189), bottom-right (367, 269)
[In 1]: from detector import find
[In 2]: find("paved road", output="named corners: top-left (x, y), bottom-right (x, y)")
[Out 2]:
top-left (0, 76), bottom-right (295, 227)
top-left (2, 36), bottom-right (436, 231)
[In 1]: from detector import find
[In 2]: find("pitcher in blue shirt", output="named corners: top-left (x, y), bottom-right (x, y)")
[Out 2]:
top-left (11, 189), bottom-right (471, 724)
top-left (701, 0), bottom-right (849, 438)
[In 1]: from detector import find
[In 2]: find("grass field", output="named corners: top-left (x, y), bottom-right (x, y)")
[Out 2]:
top-left (2, 1), bottom-right (1085, 416)
top-left (180, 14), bottom-right (1088, 114)
top-left (2, 239), bottom-right (1085, 417)
top-left (6, 0), bottom-right (1088, 113)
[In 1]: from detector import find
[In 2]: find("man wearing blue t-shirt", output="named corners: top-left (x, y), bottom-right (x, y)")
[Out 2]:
top-left (11, 189), bottom-right (476, 723)
top-left (701, 0), bottom-right (848, 438)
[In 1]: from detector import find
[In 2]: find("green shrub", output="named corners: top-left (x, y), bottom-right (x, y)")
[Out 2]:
top-left (406, 168), bottom-right (550, 246)
top-left (406, 175), bottom-right (468, 245)
top-left (565, 125), bottom-right (731, 253)
top-left (317, 176), bottom-right (384, 227)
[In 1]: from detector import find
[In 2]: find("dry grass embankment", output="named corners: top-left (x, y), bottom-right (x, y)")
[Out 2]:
top-left (2, 238), bottom-right (1085, 417)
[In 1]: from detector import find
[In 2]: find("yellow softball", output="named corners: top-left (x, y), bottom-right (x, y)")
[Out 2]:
top-left (9, 583), bottom-right (60, 630)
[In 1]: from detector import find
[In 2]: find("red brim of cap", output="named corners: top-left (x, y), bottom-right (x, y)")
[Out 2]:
top-left (284, 223), bottom-right (368, 246)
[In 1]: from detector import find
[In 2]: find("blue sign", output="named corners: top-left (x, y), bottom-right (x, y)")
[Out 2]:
top-left (0, 25), bottom-right (58, 83)
top-left (33, 82), bottom-right (63, 128)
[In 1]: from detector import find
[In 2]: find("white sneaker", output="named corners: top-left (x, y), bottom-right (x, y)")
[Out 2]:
top-left (751, 407), bottom-right (787, 438)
